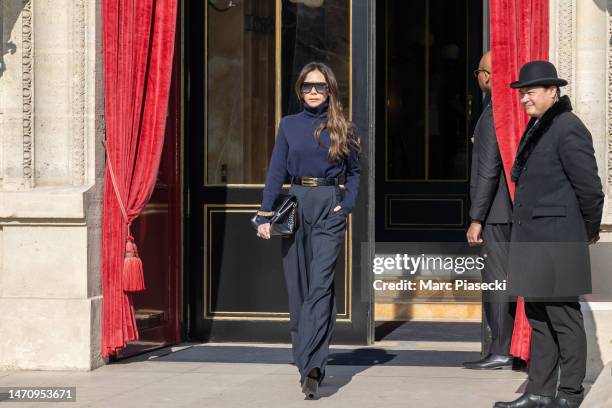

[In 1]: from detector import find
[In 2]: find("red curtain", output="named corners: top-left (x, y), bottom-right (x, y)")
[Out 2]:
top-left (490, 0), bottom-right (549, 363)
top-left (101, 0), bottom-right (178, 357)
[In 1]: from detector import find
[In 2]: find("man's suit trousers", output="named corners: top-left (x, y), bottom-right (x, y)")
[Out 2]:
top-left (482, 223), bottom-right (516, 356)
top-left (524, 301), bottom-right (586, 402)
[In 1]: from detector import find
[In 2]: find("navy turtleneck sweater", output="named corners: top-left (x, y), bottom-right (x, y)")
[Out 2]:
top-left (260, 100), bottom-right (361, 214)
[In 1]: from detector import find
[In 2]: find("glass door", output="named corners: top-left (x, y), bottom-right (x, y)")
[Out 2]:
top-left (376, 0), bottom-right (483, 242)
top-left (374, 0), bottom-right (484, 320)
top-left (185, 0), bottom-right (369, 343)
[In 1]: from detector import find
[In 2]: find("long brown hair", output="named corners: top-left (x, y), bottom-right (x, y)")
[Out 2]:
top-left (294, 62), bottom-right (361, 163)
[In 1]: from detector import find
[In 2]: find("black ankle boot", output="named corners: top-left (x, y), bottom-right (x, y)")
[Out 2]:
top-left (301, 368), bottom-right (321, 399)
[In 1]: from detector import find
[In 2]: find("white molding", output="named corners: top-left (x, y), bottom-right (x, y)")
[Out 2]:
top-left (549, 0), bottom-right (576, 101)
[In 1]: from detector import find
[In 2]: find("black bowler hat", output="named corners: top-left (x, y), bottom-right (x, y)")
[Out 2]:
top-left (510, 60), bottom-right (568, 88)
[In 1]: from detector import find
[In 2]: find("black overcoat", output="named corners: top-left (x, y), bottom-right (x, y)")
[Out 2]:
top-left (508, 96), bottom-right (604, 298)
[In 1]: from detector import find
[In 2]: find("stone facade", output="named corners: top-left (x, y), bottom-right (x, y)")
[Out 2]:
top-left (0, 0), bottom-right (610, 381)
top-left (0, 0), bottom-right (104, 370)
top-left (550, 0), bottom-right (612, 382)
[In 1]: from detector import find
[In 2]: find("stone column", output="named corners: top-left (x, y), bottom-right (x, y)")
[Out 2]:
top-left (549, 0), bottom-right (612, 383)
top-left (0, 0), bottom-right (104, 370)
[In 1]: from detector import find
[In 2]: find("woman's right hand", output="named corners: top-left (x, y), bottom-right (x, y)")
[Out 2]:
top-left (257, 223), bottom-right (271, 240)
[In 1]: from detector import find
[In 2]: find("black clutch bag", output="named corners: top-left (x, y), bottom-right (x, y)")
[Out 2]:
top-left (251, 194), bottom-right (299, 236)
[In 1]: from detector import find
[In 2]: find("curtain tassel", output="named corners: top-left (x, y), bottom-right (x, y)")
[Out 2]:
top-left (123, 235), bottom-right (146, 292)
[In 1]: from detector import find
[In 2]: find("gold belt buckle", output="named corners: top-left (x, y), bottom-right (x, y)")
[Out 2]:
top-left (302, 177), bottom-right (318, 187)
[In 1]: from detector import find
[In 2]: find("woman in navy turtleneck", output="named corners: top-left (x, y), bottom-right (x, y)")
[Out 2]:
top-left (255, 62), bottom-right (361, 399)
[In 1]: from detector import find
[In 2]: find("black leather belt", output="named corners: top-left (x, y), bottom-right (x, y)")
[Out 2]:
top-left (291, 176), bottom-right (339, 187)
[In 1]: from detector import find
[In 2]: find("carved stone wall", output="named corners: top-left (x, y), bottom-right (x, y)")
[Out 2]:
top-left (551, 0), bottom-right (612, 383)
top-left (0, 0), bottom-right (90, 189)
top-left (0, 0), bottom-right (35, 190)
top-left (608, 1), bottom-right (612, 220)
top-left (22, 0), bottom-right (33, 188)
top-left (71, 0), bottom-right (86, 186)
top-left (0, 0), bottom-right (104, 370)
top-left (549, 0), bottom-right (576, 101)
top-left (551, 0), bottom-right (609, 223)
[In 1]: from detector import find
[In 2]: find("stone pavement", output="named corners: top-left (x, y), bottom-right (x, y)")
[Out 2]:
top-left (0, 322), bottom-right (595, 407)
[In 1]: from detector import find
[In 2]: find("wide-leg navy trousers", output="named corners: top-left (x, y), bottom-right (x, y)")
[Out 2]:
top-left (281, 184), bottom-right (347, 383)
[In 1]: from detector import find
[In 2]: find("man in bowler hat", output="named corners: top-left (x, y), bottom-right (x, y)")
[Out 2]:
top-left (494, 61), bottom-right (604, 408)
top-left (463, 51), bottom-right (516, 370)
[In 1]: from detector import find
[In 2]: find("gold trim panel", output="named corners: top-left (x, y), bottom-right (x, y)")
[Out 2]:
top-left (203, 204), bottom-right (352, 322)
top-left (385, 195), bottom-right (465, 229)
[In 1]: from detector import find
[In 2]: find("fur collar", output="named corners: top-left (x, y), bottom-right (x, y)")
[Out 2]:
top-left (510, 95), bottom-right (573, 182)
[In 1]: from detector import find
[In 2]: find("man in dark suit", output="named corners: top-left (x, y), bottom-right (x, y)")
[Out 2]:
top-left (463, 51), bottom-right (516, 371)
top-left (494, 61), bottom-right (604, 408)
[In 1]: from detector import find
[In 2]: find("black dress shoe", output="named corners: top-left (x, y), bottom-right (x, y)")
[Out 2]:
top-left (550, 396), bottom-right (582, 408)
top-left (493, 393), bottom-right (554, 408)
top-left (463, 354), bottom-right (513, 370)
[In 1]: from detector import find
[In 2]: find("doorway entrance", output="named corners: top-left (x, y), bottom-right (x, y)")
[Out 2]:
top-left (184, 0), bottom-right (372, 344)
top-left (374, 0), bottom-right (484, 322)
top-left (179, 0), bottom-right (484, 345)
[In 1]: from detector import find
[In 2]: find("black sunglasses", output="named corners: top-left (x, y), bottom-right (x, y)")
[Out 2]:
top-left (301, 82), bottom-right (329, 94)
top-left (473, 68), bottom-right (490, 77)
